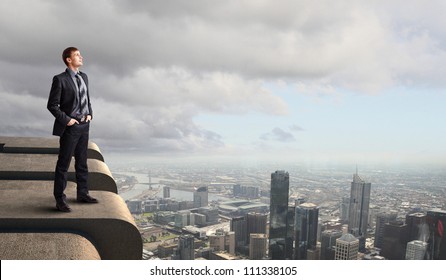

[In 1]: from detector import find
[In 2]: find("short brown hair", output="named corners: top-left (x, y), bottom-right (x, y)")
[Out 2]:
top-left (62, 47), bottom-right (79, 66)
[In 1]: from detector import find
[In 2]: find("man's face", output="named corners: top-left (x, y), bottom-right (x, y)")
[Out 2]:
top-left (67, 50), bottom-right (83, 68)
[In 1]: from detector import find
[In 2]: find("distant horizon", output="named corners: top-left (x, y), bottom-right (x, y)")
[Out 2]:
top-left (105, 151), bottom-right (446, 172)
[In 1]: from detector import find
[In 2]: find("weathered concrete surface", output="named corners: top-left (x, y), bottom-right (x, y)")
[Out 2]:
top-left (0, 180), bottom-right (142, 260)
top-left (0, 232), bottom-right (101, 260)
top-left (0, 136), bottom-right (104, 161)
top-left (0, 153), bottom-right (117, 193)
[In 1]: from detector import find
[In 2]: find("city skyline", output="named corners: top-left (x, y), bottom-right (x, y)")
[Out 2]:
top-left (1, 130), bottom-right (445, 264)
top-left (1, 1), bottom-right (446, 167)
top-left (121, 164), bottom-right (446, 260)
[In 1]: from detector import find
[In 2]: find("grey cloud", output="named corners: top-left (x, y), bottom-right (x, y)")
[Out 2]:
top-left (108, 0), bottom-right (446, 90)
top-left (260, 127), bottom-right (296, 142)
top-left (0, 91), bottom-right (52, 136)
top-left (92, 67), bottom-right (287, 115)
top-left (3, 1), bottom-right (446, 88)
top-left (88, 98), bottom-right (224, 154)
top-left (3, 0), bottom-right (446, 155)
top-left (290, 124), bottom-right (304, 132)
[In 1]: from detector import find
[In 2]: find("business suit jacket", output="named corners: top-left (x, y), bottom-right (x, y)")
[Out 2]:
top-left (47, 69), bottom-right (93, 136)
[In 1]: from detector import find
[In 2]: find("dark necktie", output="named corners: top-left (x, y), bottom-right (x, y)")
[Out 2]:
top-left (75, 73), bottom-right (88, 115)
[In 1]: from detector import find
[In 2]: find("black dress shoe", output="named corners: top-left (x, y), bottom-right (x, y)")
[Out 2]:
top-left (77, 194), bottom-right (98, 203)
top-left (56, 202), bottom-right (72, 212)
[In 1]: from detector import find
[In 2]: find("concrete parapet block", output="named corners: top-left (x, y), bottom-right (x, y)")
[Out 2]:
top-left (0, 153), bottom-right (117, 193)
top-left (0, 181), bottom-right (142, 260)
top-left (0, 232), bottom-right (101, 260)
top-left (0, 136), bottom-right (104, 161)
top-left (86, 140), bottom-right (104, 161)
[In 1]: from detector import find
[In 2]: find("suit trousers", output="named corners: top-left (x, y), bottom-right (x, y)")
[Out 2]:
top-left (54, 122), bottom-right (90, 203)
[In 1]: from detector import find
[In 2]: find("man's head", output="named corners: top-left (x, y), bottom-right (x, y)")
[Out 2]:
top-left (62, 47), bottom-right (83, 69)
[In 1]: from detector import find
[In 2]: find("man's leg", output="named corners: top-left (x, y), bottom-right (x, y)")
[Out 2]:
top-left (74, 123), bottom-right (89, 197)
top-left (54, 127), bottom-right (79, 204)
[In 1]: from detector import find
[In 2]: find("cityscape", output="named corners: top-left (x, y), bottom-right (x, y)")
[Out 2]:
top-left (113, 163), bottom-right (446, 260)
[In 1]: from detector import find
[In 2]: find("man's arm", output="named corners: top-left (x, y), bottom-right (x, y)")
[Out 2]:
top-left (47, 75), bottom-right (72, 125)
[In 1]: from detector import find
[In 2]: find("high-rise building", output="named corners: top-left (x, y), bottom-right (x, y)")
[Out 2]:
top-left (406, 240), bottom-right (428, 260)
top-left (163, 186), bottom-right (170, 198)
top-left (195, 207), bottom-right (219, 225)
top-left (193, 186), bottom-right (208, 208)
top-left (230, 216), bottom-right (247, 250)
top-left (294, 203), bottom-right (319, 260)
top-left (126, 199), bottom-right (142, 214)
top-left (320, 229), bottom-right (343, 260)
top-left (144, 199), bottom-right (158, 212)
top-left (269, 170), bottom-right (293, 260)
top-left (335, 233), bottom-right (359, 260)
top-left (225, 231), bottom-right (236, 255)
top-left (158, 243), bottom-right (177, 259)
top-left (426, 210), bottom-right (446, 260)
top-left (287, 205), bottom-right (295, 255)
top-left (295, 197), bottom-right (306, 206)
top-left (381, 221), bottom-right (409, 260)
top-left (177, 234), bottom-right (195, 260)
top-left (374, 211), bottom-right (397, 248)
top-left (209, 233), bottom-right (225, 252)
top-left (191, 213), bottom-right (206, 226)
top-left (348, 171), bottom-right (371, 251)
top-left (249, 233), bottom-right (267, 260)
top-left (406, 212), bottom-right (427, 242)
top-left (246, 212), bottom-right (267, 243)
top-left (174, 210), bottom-right (192, 228)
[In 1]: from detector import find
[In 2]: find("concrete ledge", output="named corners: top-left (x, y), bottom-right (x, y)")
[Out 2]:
top-left (0, 180), bottom-right (142, 260)
top-left (0, 232), bottom-right (101, 260)
top-left (0, 136), bottom-right (104, 161)
top-left (0, 154), bottom-right (117, 193)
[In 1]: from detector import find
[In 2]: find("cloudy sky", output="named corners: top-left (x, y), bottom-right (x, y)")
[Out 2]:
top-left (2, 0), bottom-right (446, 167)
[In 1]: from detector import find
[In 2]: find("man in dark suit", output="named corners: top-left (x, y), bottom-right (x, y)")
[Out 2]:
top-left (47, 47), bottom-right (98, 212)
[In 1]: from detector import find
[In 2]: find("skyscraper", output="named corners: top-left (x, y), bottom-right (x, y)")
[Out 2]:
top-left (269, 170), bottom-right (293, 260)
top-left (374, 211), bottom-right (397, 248)
top-left (294, 203), bottom-right (319, 260)
top-left (287, 205), bottom-right (295, 256)
top-left (335, 233), bottom-right (359, 260)
top-left (177, 234), bottom-right (195, 260)
top-left (230, 216), bottom-right (247, 250)
top-left (225, 231), bottom-right (236, 255)
top-left (406, 240), bottom-right (428, 260)
top-left (406, 212), bottom-right (427, 242)
top-left (163, 186), bottom-right (170, 199)
top-left (348, 171), bottom-right (371, 251)
top-left (381, 221), bottom-right (409, 260)
top-left (320, 229), bottom-right (343, 260)
top-left (193, 186), bottom-right (208, 208)
top-left (426, 210), bottom-right (446, 260)
top-left (249, 233), bottom-right (267, 260)
top-left (246, 212), bottom-right (267, 244)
